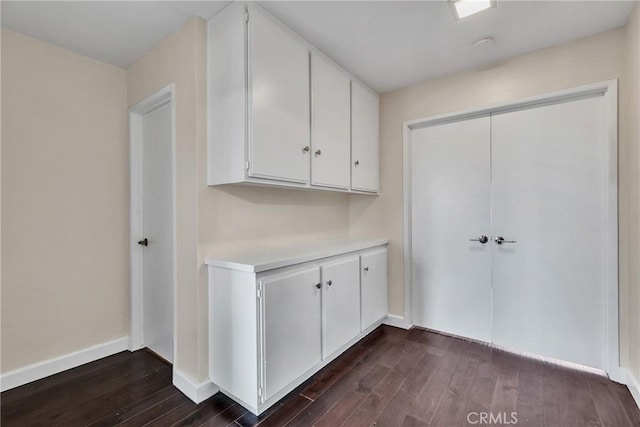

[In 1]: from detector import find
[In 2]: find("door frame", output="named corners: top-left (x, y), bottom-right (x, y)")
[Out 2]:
top-left (402, 79), bottom-right (621, 380)
top-left (128, 84), bottom-right (177, 360)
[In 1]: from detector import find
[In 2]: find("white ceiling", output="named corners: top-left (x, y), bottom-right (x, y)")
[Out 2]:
top-left (1, 1), bottom-right (635, 93)
top-left (0, 1), bottom-right (231, 69)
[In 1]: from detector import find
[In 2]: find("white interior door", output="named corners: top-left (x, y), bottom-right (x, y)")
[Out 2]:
top-left (142, 101), bottom-right (174, 363)
top-left (322, 256), bottom-right (360, 358)
top-left (311, 53), bottom-right (351, 189)
top-left (411, 117), bottom-right (492, 343)
top-left (249, 7), bottom-right (310, 184)
top-left (491, 96), bottom-right (607, 370)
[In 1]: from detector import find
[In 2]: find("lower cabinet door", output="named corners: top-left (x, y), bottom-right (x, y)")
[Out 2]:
top-left (361, 248), bottom-right (388, 330)
top-left (261, 266), bottom-right (322, 401)
top-left (321, 256), bottom-right (361, 359)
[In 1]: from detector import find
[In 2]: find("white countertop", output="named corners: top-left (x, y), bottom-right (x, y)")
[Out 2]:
top-left (205, 238), bottom-right (389, 273)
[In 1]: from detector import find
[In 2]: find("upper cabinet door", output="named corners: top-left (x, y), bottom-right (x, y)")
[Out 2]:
top-left (248, 8), bottom-right (310, 184)
top-left (311, 54), bottom-right (351, 189)
top-left (351, 81), bottom-right (380, 193)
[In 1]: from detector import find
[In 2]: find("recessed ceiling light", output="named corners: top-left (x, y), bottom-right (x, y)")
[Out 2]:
top-left (449, 0), bottom-right (497, 21)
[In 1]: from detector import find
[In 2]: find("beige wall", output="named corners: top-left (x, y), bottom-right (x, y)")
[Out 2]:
top-left (350, 25), bottom-right (640, 369)
top-left (127, 17), bottom-right (350, 382)
top-left (128, 17), bottom-right (204, 381)
top-left (624, 3), bottom-right (640, 381)
top-left (1, 29), bottom-right (129, 372)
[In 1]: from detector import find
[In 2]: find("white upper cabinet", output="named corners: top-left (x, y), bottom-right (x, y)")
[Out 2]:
top-left (207, 2), bottom-right (379, 193)
top-left (249, 8), bottom-right (310, 183)
top-left (351, 81), bottom-right (380, 193)
top-left (311, 53), bottom-right (351, 189)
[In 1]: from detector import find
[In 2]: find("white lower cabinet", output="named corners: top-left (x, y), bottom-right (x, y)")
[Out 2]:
top-left (261, 267), bottom-right (322, 401)
top-left (321, 256), bottom-right (361, 359)
top-left (361, 248), bottom-right (388, 331)
top-left (207, 240), bottom-right (388, 415)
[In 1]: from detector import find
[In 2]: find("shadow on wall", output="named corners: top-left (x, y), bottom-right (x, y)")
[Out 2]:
top-left (216, 184), bottom-right (350, 207)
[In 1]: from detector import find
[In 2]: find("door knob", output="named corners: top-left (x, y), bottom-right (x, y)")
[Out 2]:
top-left (494, 236), bottom-right (517, 245)
top-left (469, 235), bottom-right (489, 244)
top-left (327, 280), bottom-right (332, 286)
top-left (138, 238), bottom-right (148, 247)
top-left (303, 146), bottom-right (310, 153)
top-left (354, 160), bottom-right (360, 166)
top-left (315, 282), bottom-right (322, 289)
top-left (363, 267), bottom-right (369, 272)
top-left (315, 149), bottom-right (322, 156)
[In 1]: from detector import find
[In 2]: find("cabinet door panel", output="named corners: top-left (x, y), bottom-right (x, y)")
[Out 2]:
top-left (322, 256), bottom-right (360, 358)
top-left (249, 8), bottom-right (310, 183)
top-left (351, 81), bottom-right (379, 192)
top-left (361, 249), bottom-right (387, 330)
top-left (261, 267), bottom-right (321, 400)
top-left (311, 54), bottom-right (351, 189)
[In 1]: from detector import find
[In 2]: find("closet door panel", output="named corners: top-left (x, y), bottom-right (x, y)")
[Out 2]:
top-left (410, 117), bottom-right (492, 343)
top-left (491, 96), bottom-right (607, 370)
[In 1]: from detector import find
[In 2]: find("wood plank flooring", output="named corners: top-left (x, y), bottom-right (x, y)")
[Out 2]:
top-left (2, 326), bottom-right (639, 426)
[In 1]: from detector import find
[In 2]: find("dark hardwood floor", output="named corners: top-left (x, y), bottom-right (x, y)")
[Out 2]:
top-left (2, 326), bottom-right (639, 426)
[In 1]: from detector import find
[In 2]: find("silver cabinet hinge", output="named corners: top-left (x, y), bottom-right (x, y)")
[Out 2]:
top-left (246, 161), bottom-right (250, 171)
top-left (245, 10), bottom-right (249, 23)
top-left (257, 283), bottom-right (262, 299)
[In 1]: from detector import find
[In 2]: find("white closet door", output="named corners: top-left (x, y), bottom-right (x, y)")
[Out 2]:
top-left (411, 117), bottom-right (492, 343)
top-left (491, 96), bottom-right (607, 370)
top-left (249, 8), bottom-right (310, 183)
top-left (311, 53), bottom-right (351, 189)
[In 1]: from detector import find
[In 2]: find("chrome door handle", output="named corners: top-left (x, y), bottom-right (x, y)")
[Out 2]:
top-left (469, 235), bottom-right (488, 244)
top-left (494, 236), bottom-right (516, 245)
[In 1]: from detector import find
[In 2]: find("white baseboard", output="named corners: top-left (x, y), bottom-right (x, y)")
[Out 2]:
top-left (383, 314), bottom-right (412, 330)
top-left (0, 336), bottom-right (130, 392)
top-left (173, 369), bottom-right (220, 404)
top-left (623, 368), bottom-right (640, 410)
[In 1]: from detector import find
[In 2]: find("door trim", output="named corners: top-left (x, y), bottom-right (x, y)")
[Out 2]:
top-left (402, 79), bottom-right (621, 380)
top-left (128, 84), bottom-right (177, 366)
